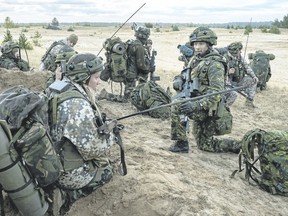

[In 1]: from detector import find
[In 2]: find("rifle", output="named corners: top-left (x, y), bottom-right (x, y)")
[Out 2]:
top-left (97, 3), bottom-right (146, 56)
top-left (225, 84), bottom-right (253, 101)
top-left (117, 85), bottom-right (248, 121)
top-left (171, 68), bottom-right (199, 100)
top-left (149, 49), bottom-right (160, 82)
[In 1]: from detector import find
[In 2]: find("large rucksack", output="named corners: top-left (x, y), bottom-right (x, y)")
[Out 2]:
top-left (0, 85), bottom-right (63, 187)
top-left (130, 81), bottom-right (171, 119)
top-left (248, 51), bottom-right (275, 90)
top-left (234, 128), bottom-right (288, 196)
top-left (41, 40), bottom-right (66, 71)
top-left (101, 37), bottom-right (128, 83)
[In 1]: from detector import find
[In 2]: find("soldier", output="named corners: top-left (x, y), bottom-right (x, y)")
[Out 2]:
top-left (248, 50), bottom-right (275, 91)
top-left (39, 34), bottom-right (78, 71)
top-left (223, 42), bottom-right (258, 108)
top-left (0, 41), bottom-right (30, 71)
top-left (125, 25), bottom-right (151, 99)
top-left (169, 27), bottom-right (239, 154)
top-left (46, 44), bottom-right (77, 87)
top-left (47, 53), bottom-right (116, 215)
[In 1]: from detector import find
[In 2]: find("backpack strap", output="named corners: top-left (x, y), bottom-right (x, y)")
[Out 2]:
top-left (51, 90), bottom-right (86, 126)
top-left (41, 40), bottom-right (66, 62)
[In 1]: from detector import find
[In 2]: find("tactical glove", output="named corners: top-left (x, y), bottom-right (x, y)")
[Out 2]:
top-left (180, 101), bottom-right (201, 115)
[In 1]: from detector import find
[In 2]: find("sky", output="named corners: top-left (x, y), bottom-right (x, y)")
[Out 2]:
top-left (0, 0), bottom-right (287, 24)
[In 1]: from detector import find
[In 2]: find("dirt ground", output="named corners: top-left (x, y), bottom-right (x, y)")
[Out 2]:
top-left (1, 26), bottom-right (288, 216)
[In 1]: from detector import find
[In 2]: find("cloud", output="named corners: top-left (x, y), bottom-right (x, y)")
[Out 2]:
top-left (0, 0), bottom-right (287, 23)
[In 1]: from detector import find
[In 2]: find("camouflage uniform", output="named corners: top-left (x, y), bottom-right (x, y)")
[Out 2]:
top-left (224, 42), bottom-right (258, 107)
top-left (47, 53), bottom-right (114, 214)
top-left (125, 26), bottom-right (151, 99)
top-left (170, 27), bottom-right (239, 153)
top-left (40, 34), bottom-right (78, 72)
top-left (0, 41), bottom-right (29, 71)
top-left (248, 50), bottom-right (275, 90)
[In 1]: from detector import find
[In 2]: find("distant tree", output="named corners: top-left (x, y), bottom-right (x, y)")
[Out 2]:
top-left (67, 26), bottom-right (75, 32)
top-left (171, 25), bottom-right (179, 31)
top-left (2, 29), bottom-right (13, 43)
top-left (272, 19), bottom-right (281, 27)
top-left (227, 25), bottom-right (230, 29)
top-left (269, 26), bottom-right (281, 34)
top-left (281, 14), bottom-right (288, 28)
top-left (19, 32), bottom-right (33, 50)
top-left (273, 14), bottom-right (288, 28)
top-left (51, 17), bottom-right (59, 26)
top-left (144, 23), bottom-right (153, 28)
top-left (4, 17), bottom-right (16, 28)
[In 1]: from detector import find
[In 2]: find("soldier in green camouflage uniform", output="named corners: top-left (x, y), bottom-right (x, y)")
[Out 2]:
top-left (39, 34), bottom-right (78, 71)
top-left (224, 42), bottom-right (258, 107)
top-left (46, 45), bottom-right (77, 87)
top-left (0, 41), bottom-right (30, 71)
top-left (169, 27), bottom-right (239, 153)
top-left (47, 53), bottom-right (115, 215)
top-left (124, 26), bottom-right (151, 99)
top-left (248, 50), bottom-right (275, 91)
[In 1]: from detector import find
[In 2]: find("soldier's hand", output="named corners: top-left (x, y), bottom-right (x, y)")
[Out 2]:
top-left (180, 101), bottom-right (200, 115)
top-left (252, 76), bottom-right (259, 84)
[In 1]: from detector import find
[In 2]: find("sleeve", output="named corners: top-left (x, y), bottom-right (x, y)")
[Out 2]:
top-left (135, 45), bottom-right (150, 73)
top-left (199, 61), bottom-right (224, 109)
top-left (58, 98), bottom-right (112, 161)
top-left (243, 57), bottom-right (256, 78)
top-left (0, 58), bottom-right (18, 69)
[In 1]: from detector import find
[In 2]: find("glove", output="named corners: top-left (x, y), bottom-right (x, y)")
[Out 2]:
top-left (180, 101), bottom-right (201, 115)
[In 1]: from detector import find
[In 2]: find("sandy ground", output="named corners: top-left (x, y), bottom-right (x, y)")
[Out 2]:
top-left (0, 25), bottom-right (288, 215)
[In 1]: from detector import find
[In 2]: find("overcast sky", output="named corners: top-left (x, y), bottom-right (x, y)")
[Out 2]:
top-left (0, 0), bottom-right (287, 24)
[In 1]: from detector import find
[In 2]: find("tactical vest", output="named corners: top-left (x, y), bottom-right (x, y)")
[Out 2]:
top-left (225, 54), bottom-right (245, 82)
top-left (190, 52), bottom-right (227, 111)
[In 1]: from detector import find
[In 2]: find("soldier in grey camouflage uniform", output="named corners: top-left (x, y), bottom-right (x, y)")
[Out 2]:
top-left (169, 27), bottom-right (239, 154)
top-left (39, 34), bottom-right (78, 71)
top-left (0, 41), bottom-right (30, 71)
top-left (223, 42), bottom-right (258, 108)
top-left (47, 53), bottom-right (115, 215)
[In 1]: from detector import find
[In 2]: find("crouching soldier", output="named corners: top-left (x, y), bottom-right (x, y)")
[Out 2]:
top-left (47, 53), bottom-right (120, 215)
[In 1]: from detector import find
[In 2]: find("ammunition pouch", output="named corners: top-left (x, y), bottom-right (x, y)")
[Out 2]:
top-left (214, 106), bottom-right (233, 135)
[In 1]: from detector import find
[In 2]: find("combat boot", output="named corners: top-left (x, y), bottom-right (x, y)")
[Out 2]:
top-left (169, 140), bottom-right (189, 153)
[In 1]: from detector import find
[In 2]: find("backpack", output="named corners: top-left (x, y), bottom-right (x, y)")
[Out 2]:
top-left (248, 52), bottom-right (275, 89)
top-left (130, 81), bottom-right (171, 119)
top-left (101, 37), bottom-right (128, 83)
top-left (41, 40), bottom-right (66, 71)
top-left (0, 85), bottom-right (63, 187)
top-left (235, 128), bottom-right (288, 196)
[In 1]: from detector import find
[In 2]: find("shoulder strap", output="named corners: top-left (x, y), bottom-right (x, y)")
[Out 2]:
top-left (51, 90), bottom-right (86, 126)
top-left (41, 40), bottom-right (65, 61)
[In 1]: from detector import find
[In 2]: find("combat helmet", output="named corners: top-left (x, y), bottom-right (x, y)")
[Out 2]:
top-left (66, 53), bottom-right (103, 84)
top-left (228, 42), bottom-right (243, 54)
top-left (134, 26), bottom-right (150, 40)
top-left (67, 34), bottom-right (78, 46)
top-left (189, 27), bottom-right (217, 46)
top-left (1, 41), bottom-right (19, 54)
top-left (55, 45), bottom-right (77, 63)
